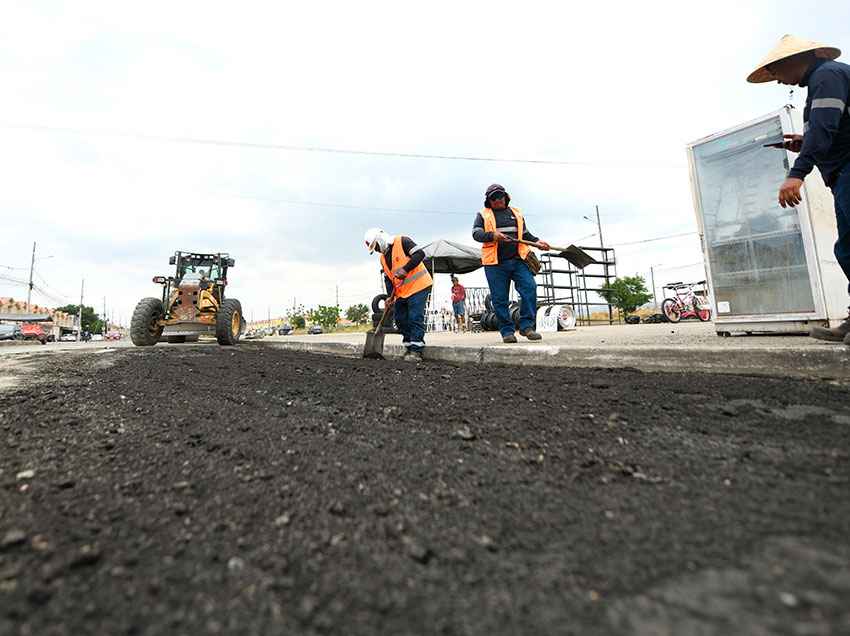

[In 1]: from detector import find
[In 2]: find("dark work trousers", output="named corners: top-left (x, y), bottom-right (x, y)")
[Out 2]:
top-left (484, 258), bottom-right (537, 337)
top-left (832, 164), bottom-right (850, 295)
top-left (394, 286), bottom-right (431, 352)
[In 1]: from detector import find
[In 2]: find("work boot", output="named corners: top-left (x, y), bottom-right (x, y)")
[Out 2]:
top-left (520, 329), bottom-right (542, 341)
top-left (502, 333), bottom-right (518, 344)
top-left (409, 350), bottom-right (423, 362)
top-left (810, 311), bottom-right (850, 342)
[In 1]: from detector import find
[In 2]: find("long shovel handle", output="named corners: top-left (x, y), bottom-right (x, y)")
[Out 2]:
top-left (508, 237), bottom-right (568, 252)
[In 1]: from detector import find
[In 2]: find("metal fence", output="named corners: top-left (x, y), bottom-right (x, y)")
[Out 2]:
top-left (537, 246), bottom-right (618, 326)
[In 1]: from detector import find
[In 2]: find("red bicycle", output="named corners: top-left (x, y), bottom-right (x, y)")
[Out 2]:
top-left (661, 281), bottom-right (711, 323)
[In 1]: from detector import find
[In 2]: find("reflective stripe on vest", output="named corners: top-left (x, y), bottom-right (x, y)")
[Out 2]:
top-left (381, 237), bottom-right (433, 298)
top-left (480, 207), bottom-right (530, 266)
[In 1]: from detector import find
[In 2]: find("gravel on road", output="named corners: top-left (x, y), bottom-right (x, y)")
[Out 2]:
top-left (1, 346), bottom-right (849, 635)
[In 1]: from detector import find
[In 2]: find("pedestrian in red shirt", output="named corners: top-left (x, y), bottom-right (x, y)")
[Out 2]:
top-left (451, 275), bottom-right (467, 331)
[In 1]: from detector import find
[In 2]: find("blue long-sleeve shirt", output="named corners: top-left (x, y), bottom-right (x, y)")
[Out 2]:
top-left (472, 207), bottom-right (538, 262)
top-left (788, 59), bottom-right (850, 187)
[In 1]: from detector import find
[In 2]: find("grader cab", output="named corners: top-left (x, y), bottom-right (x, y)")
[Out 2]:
top-left (130, 251), bottom-right (245, 346)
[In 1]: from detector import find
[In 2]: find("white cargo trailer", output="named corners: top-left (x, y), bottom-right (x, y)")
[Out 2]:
top-left (687, 106), bottom-right (846, 335)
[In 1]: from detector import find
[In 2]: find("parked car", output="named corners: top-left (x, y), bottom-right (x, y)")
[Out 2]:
top-left (307, 325), bottom-right (323, 335)
top-left (59, 333), bottom-right (77, 342)
top-left (91, 333), bottom-right (104, 341)
top-left (0, 324), bottom-right (23, 341)
top-left (20, 323), bottom-right (48, 344)
top-left (278, 325), bottom-right (293, 336)
top-left (105, 331), bottom-right (122, 341)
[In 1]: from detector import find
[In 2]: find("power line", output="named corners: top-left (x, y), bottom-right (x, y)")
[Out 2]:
top-left (33, 270), bottom-right (71, 300)
top-left (612, 231), bottom-right (698, 247)
top-left (0, 273), bottom-right (67, 305)
top-left (0, 273), bottom-right (28, 286)
top-left (230, 194), bottom-right (471, 216)
top-left (3, 123), bottom-right (685, 168)
top-left (657, 261), bottom-right (705, 271)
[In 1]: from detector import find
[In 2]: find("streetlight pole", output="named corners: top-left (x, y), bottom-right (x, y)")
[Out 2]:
top-left (77, 279), bottom-right (84, 342)
top-left (650, 264), bottom-right (663, 309)
top-left (584, 206), bottom-right (609, 322)
top-left (26, 242), bottom-right (36, 312)
top-left (594, 205), bottom-right (603, 249)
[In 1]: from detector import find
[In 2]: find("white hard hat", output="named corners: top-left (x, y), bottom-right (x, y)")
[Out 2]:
top-left (364, 227), bottom-right (393, 254)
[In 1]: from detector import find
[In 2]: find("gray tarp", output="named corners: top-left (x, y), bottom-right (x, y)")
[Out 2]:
top-left (414, 239), bottom-right (482, 275)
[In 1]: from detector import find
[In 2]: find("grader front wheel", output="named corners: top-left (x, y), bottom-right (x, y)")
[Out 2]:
top-left (130, 298), bottom-right (164, 346)
top-left (216, 299), bottom-right (242, 346)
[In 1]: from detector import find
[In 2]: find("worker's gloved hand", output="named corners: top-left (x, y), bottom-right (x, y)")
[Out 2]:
top-left (536, 240), bottom-right (551, 251)
top-left (393, 267), bottom-right (407, 279)
top-left (778, 177), bottom-right (803, 208)
top-left (782, 134), bottom-right (804, 153)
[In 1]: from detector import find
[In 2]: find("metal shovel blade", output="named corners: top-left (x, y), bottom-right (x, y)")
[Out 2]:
top-left (559, 245), bottom-right (597, 270)
top-left (362, 330), bottom-right (386, 359)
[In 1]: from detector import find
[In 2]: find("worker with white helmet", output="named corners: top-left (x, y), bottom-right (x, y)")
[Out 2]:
top-left (364, 227), bottom-right (433, 361)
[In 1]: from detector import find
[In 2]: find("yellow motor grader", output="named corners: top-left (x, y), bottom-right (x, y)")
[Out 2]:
top-left (130, 251), bottom-right (244, 346)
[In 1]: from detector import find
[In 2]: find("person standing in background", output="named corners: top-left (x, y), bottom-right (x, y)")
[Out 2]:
top-left (450, 275), bottom-right (467, 331)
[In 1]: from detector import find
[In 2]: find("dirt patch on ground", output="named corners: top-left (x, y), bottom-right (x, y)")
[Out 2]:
top-left (1, 345), bottom-right (849, 635)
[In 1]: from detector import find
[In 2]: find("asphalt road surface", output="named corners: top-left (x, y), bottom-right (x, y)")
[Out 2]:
top-left (1, 345), bottom-right (849, 635)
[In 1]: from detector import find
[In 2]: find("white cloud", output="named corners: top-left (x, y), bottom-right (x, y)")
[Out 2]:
top-left (2, 0), bottom-right (849, 323)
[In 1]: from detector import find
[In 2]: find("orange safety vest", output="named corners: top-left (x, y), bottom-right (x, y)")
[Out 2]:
top-left (381, 237), bottom-right (433, 299)
top-left (480, 207), bottom-right (530, 266)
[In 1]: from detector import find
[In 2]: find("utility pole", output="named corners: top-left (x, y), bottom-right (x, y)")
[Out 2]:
top-left (77, 279), bottom-right (84, 342)
top-left (650, 266), bottom-right (658, 309)
top-left (267, 306), bottom-right (270, 326)
top-left (103, 297), bottom-right (107, 335)
top-left (26, 242), bottom-right (36, 312)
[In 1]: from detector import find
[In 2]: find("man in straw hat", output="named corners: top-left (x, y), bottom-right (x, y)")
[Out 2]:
top-left (749, 34), bottom-right (850, 343)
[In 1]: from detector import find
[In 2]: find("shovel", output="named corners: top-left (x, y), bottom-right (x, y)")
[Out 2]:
top-left (509, 238), bottom-right (598, 270)
top-left (362, 291), bottom-right (396, 360)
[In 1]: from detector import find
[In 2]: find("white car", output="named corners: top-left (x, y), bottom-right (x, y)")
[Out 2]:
top-left (59, 334), bottom-right (77, 342)
top-left (91, 334), bottom-right (104, 341)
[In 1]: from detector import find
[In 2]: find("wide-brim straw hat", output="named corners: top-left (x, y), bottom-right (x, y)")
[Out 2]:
top-left (748, 34), bottom-right (841, 83)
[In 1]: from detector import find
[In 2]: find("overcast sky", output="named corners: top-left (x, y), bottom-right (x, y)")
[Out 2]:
top-left (2, 1), bottom-right (848, 324)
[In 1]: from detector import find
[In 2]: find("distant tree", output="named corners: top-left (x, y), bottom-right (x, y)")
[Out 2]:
top-left (285, 305), bottom-right (307, 329)
top-left (308, 305), bottom-right (341, 331)
top-left (55, 304), bottom-right (103, 333)
top-left (345, 303), bottom-right (369, 324)
top-left (599, 276), bottom-right (653, 317)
